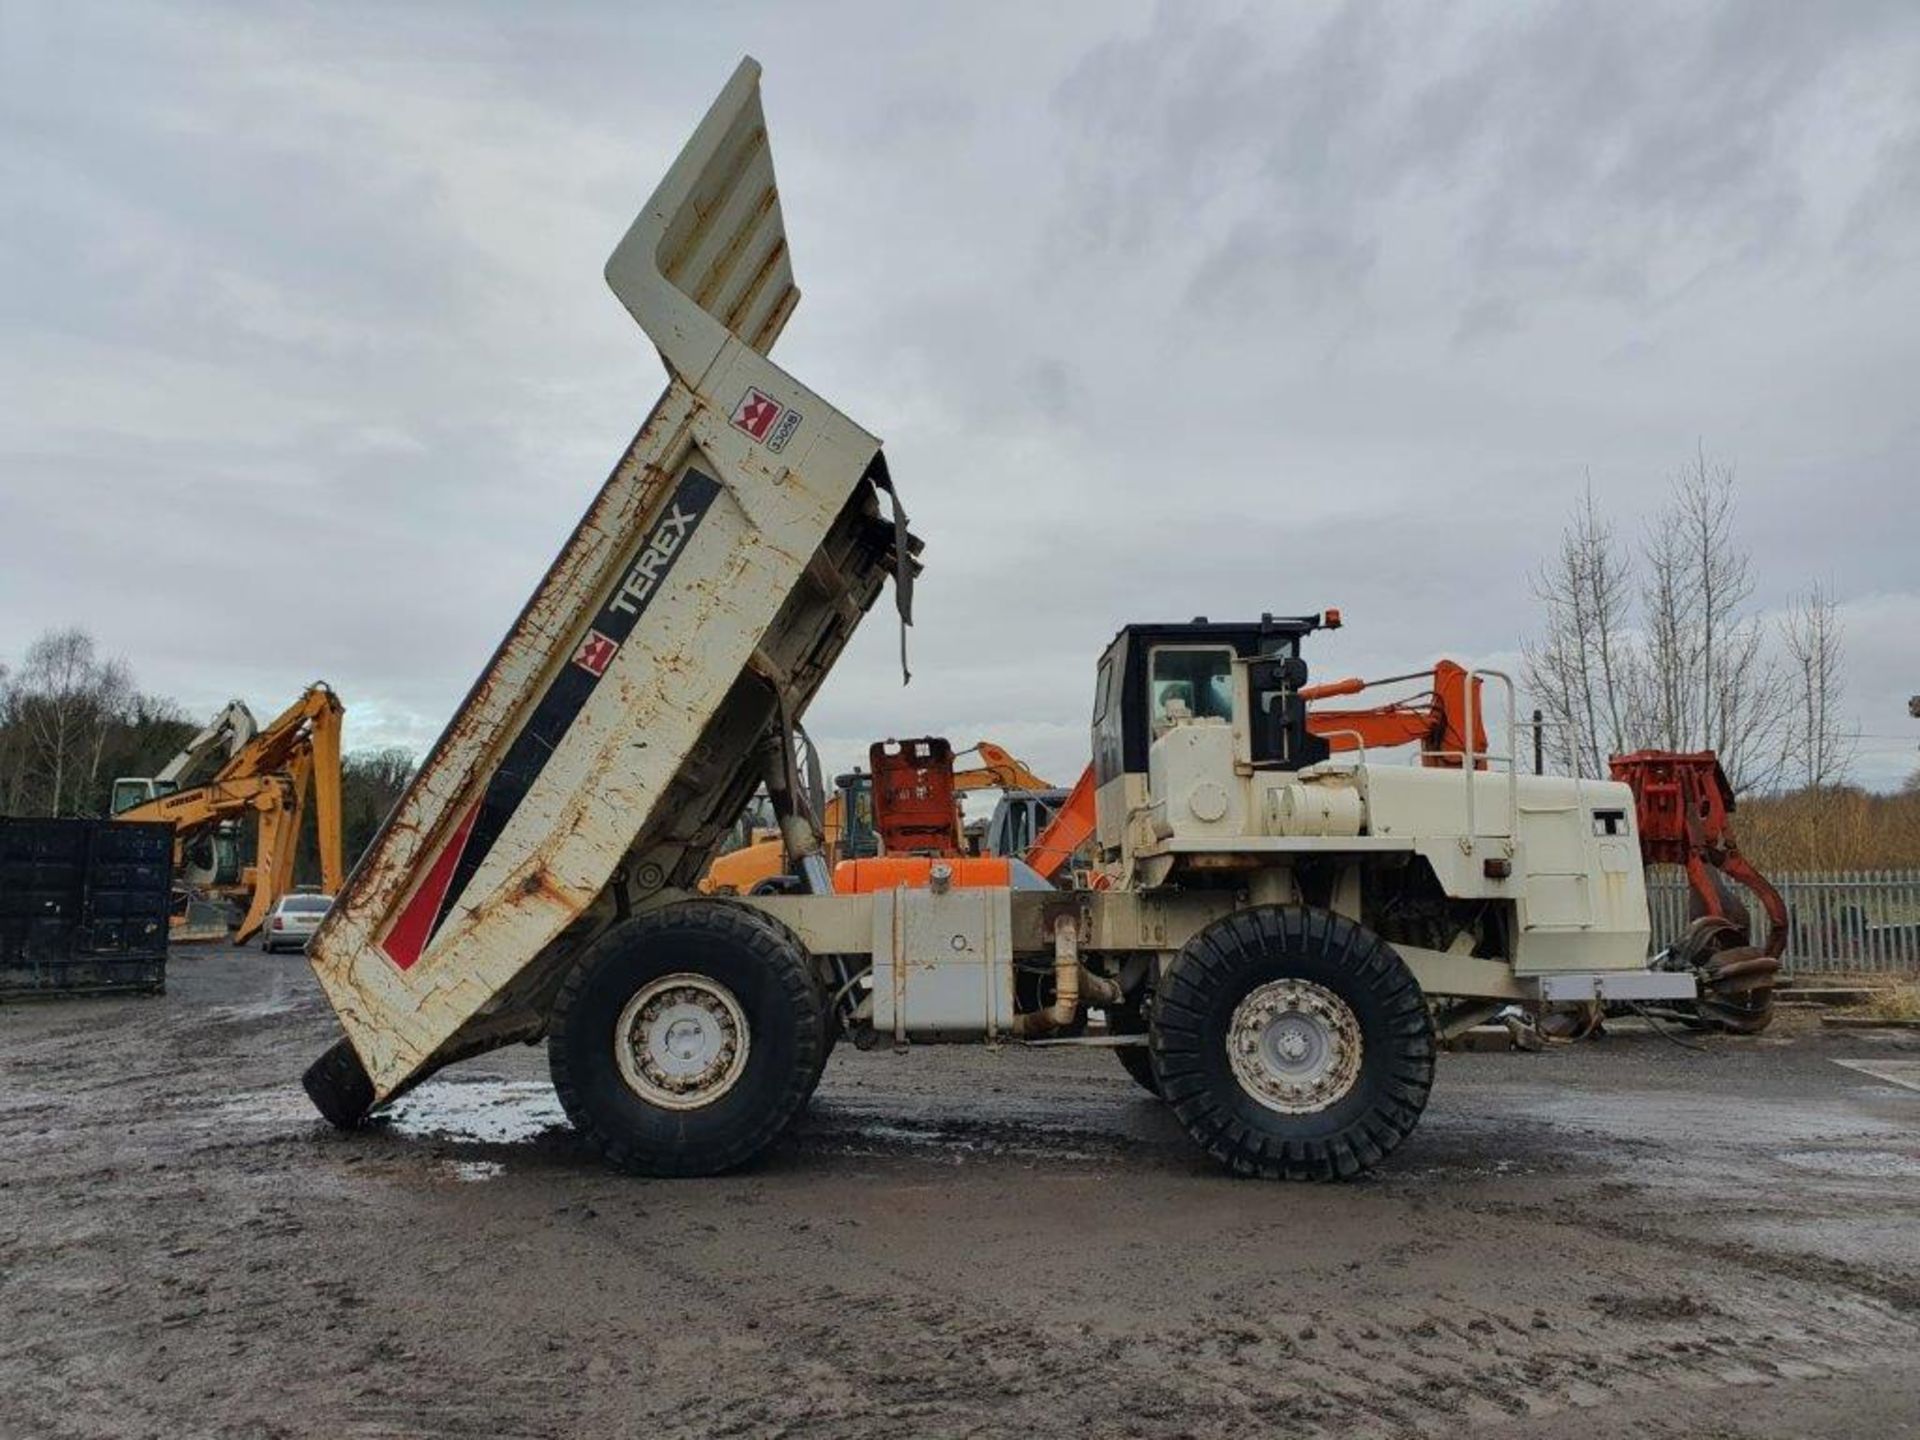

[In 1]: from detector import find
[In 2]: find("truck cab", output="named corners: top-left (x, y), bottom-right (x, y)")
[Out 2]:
top-left (1090, 614), bottom-right (1331, 862)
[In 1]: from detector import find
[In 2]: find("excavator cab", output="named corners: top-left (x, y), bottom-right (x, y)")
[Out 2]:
top-left (111, 777), bottom-right (178, 814)
top-left (981, 789), bottom-right (1070, 858)
top-left (832, 769), bottom-right (880, 861)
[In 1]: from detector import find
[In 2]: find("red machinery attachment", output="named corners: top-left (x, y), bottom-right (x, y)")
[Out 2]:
top-left (1608, 750), bottom-right (1787, 1034)
top-left (868, 738), bottom-right (964, 856)
top-left (844, 738), bottom-right (1032, 893)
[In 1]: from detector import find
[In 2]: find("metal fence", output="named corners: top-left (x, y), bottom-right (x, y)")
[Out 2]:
top-left (1647, 869), bottom-right (1920, 976)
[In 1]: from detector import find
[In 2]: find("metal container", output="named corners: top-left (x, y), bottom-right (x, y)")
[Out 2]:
top-left (0, 818), bottom-right (171, 999)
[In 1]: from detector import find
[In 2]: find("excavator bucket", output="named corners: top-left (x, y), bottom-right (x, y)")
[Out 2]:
top-left (305, 58), bottom-right (914, 1109)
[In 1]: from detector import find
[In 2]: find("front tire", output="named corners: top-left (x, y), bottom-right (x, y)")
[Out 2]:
top-left (1151, 906), bottom-right (1433, 1181)
top-left (548, 901), bottom-right (825, 1177)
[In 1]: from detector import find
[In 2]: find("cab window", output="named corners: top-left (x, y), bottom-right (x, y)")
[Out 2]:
top-left (1149, 646), bottom-right (1235, 733)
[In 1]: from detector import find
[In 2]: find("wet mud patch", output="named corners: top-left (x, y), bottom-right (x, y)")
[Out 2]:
top-left (1590, 1290), bottom-right (1722, 1322)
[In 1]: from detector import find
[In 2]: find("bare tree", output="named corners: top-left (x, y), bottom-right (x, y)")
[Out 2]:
top-left (1780, 581), bottom-right (1855, 793)
top-left (1522, 480), bottom-right (1640, 777)
top-left (14, 629), bottom-right (133, 816)
top-left (1633, 448), bottom-right (1789, 793)
top-left (0, 662), bottom-right (22, 815)
top-left (1526, 447), bottom-right (1796, 796)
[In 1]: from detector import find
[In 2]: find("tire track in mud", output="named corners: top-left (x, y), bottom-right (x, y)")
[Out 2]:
top-left (6, 954), bottom-right (1920, 1439)
top-left (363, 1158), bottom-right (1916, 1440)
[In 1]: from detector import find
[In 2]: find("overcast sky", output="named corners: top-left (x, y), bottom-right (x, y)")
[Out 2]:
top-left (4, 1), bottom-right (1917, 794)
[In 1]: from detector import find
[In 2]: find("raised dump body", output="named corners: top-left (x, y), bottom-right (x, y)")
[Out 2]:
top-left (306, 58), bottom-right (911, 1105)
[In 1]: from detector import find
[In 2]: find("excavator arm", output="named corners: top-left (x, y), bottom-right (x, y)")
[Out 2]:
top-left (114, 682), bottom-right (346, 942)
top-left (213, 683), bottom-right (346, 900)
top-left (952, 742), bottom-right (1055, 795)
top-left (1304, 659), bottom-right (1487, 767)
top-left (1024, 763), bottom-right (1096, 883)
top-left (156, 699), bottom-right (258, 785)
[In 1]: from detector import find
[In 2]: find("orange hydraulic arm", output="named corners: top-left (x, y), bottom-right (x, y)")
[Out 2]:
top-left (1025, 762), bottom-right (1096, 883)
top-left (1303, 659), bottom-right (1487, 768)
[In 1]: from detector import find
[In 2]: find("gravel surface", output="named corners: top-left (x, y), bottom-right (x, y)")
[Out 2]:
top-left (3, 945), bottom-right (1918, 1439)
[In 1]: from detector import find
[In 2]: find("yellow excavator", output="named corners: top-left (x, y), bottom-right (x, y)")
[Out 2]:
top-left (113, 683), bottom-right (345, 944)
top-left (700, 740), bottom-right (1053, 894)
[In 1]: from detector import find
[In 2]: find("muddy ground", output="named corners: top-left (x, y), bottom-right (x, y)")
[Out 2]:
top-left (3, 947), bottom-right (1918, 1440)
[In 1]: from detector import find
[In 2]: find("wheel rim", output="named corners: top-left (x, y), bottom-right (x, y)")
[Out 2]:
top-left (1227, 978), bottom-right (1363, 1115)
top-left (615, 973), bottom-right (750, 1110)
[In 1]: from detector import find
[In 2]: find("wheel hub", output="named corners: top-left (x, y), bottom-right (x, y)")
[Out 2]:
top-left (1227, 978), bottom-right (1363, 1115)
top-left (616, 974), bottom-right (750, 1110)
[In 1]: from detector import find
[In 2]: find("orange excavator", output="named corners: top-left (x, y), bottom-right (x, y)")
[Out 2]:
top-left (1028, 659), bottom-right (1490, 885)
top-left (113, 684), bottom-right (345, 944)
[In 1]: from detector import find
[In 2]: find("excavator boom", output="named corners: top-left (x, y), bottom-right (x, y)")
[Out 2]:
top-left (1024, 762), bottom-right (1096, 883)
top-left (1305, 659), bottom-right (1487, 767)
top-left (953, 742), bottom-right (1055, 795)
top-left (157, 699), bottom-right (257, 785)
top-left (115, 683), bottom-right (345, 942)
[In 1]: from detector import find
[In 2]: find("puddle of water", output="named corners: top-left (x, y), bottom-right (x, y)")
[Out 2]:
top-left (380, 1079), bottom-right (567, 1146)
top-left (445, 1159), bottom-right (505, 1183)
top-left (815, 1119), bottom-right (1097, 1163)
top-left (1777, 1148), bottom-right (1920, 1179)
top-left (204, 993), bottom-right (306, 1023)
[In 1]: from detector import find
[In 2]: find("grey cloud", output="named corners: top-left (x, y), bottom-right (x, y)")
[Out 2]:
top-left (2, 0), bottom-right (1916, 797)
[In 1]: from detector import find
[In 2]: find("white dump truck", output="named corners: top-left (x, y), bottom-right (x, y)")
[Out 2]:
top-left (304, 58), bottom-right (1693, 1181)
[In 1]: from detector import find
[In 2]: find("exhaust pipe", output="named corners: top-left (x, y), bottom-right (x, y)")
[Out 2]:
top-left (1013, 914), bottom-right (1120, 1037)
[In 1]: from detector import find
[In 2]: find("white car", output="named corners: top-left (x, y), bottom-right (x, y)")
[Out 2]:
top-left (262, 894), bottom-right (332, 954)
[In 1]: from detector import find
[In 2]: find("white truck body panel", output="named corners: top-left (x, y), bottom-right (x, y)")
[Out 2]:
top-left (1142, 722), bottom-right (1651, 973)
top-left (309, 59), bottom-right (907, 1099)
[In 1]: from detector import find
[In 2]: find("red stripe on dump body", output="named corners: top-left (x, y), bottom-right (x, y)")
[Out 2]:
top-left (381, 801), bottom-right (479, 971)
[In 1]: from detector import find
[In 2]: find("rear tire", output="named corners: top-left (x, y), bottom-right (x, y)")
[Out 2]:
top-left (1107, 1000), bottom-right (1161, 1097)
top-left (1151, 906), bottom-right (1433, 1181)
top-left (548, 901), bottom-right (825, 1177)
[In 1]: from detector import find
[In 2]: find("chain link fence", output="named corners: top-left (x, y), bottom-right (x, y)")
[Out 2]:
top-left (1647, 869), bottom-right (1920, 976)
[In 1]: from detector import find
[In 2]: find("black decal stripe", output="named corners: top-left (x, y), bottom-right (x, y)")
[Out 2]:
top-left (428, 469), bottom-right (722, 939)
